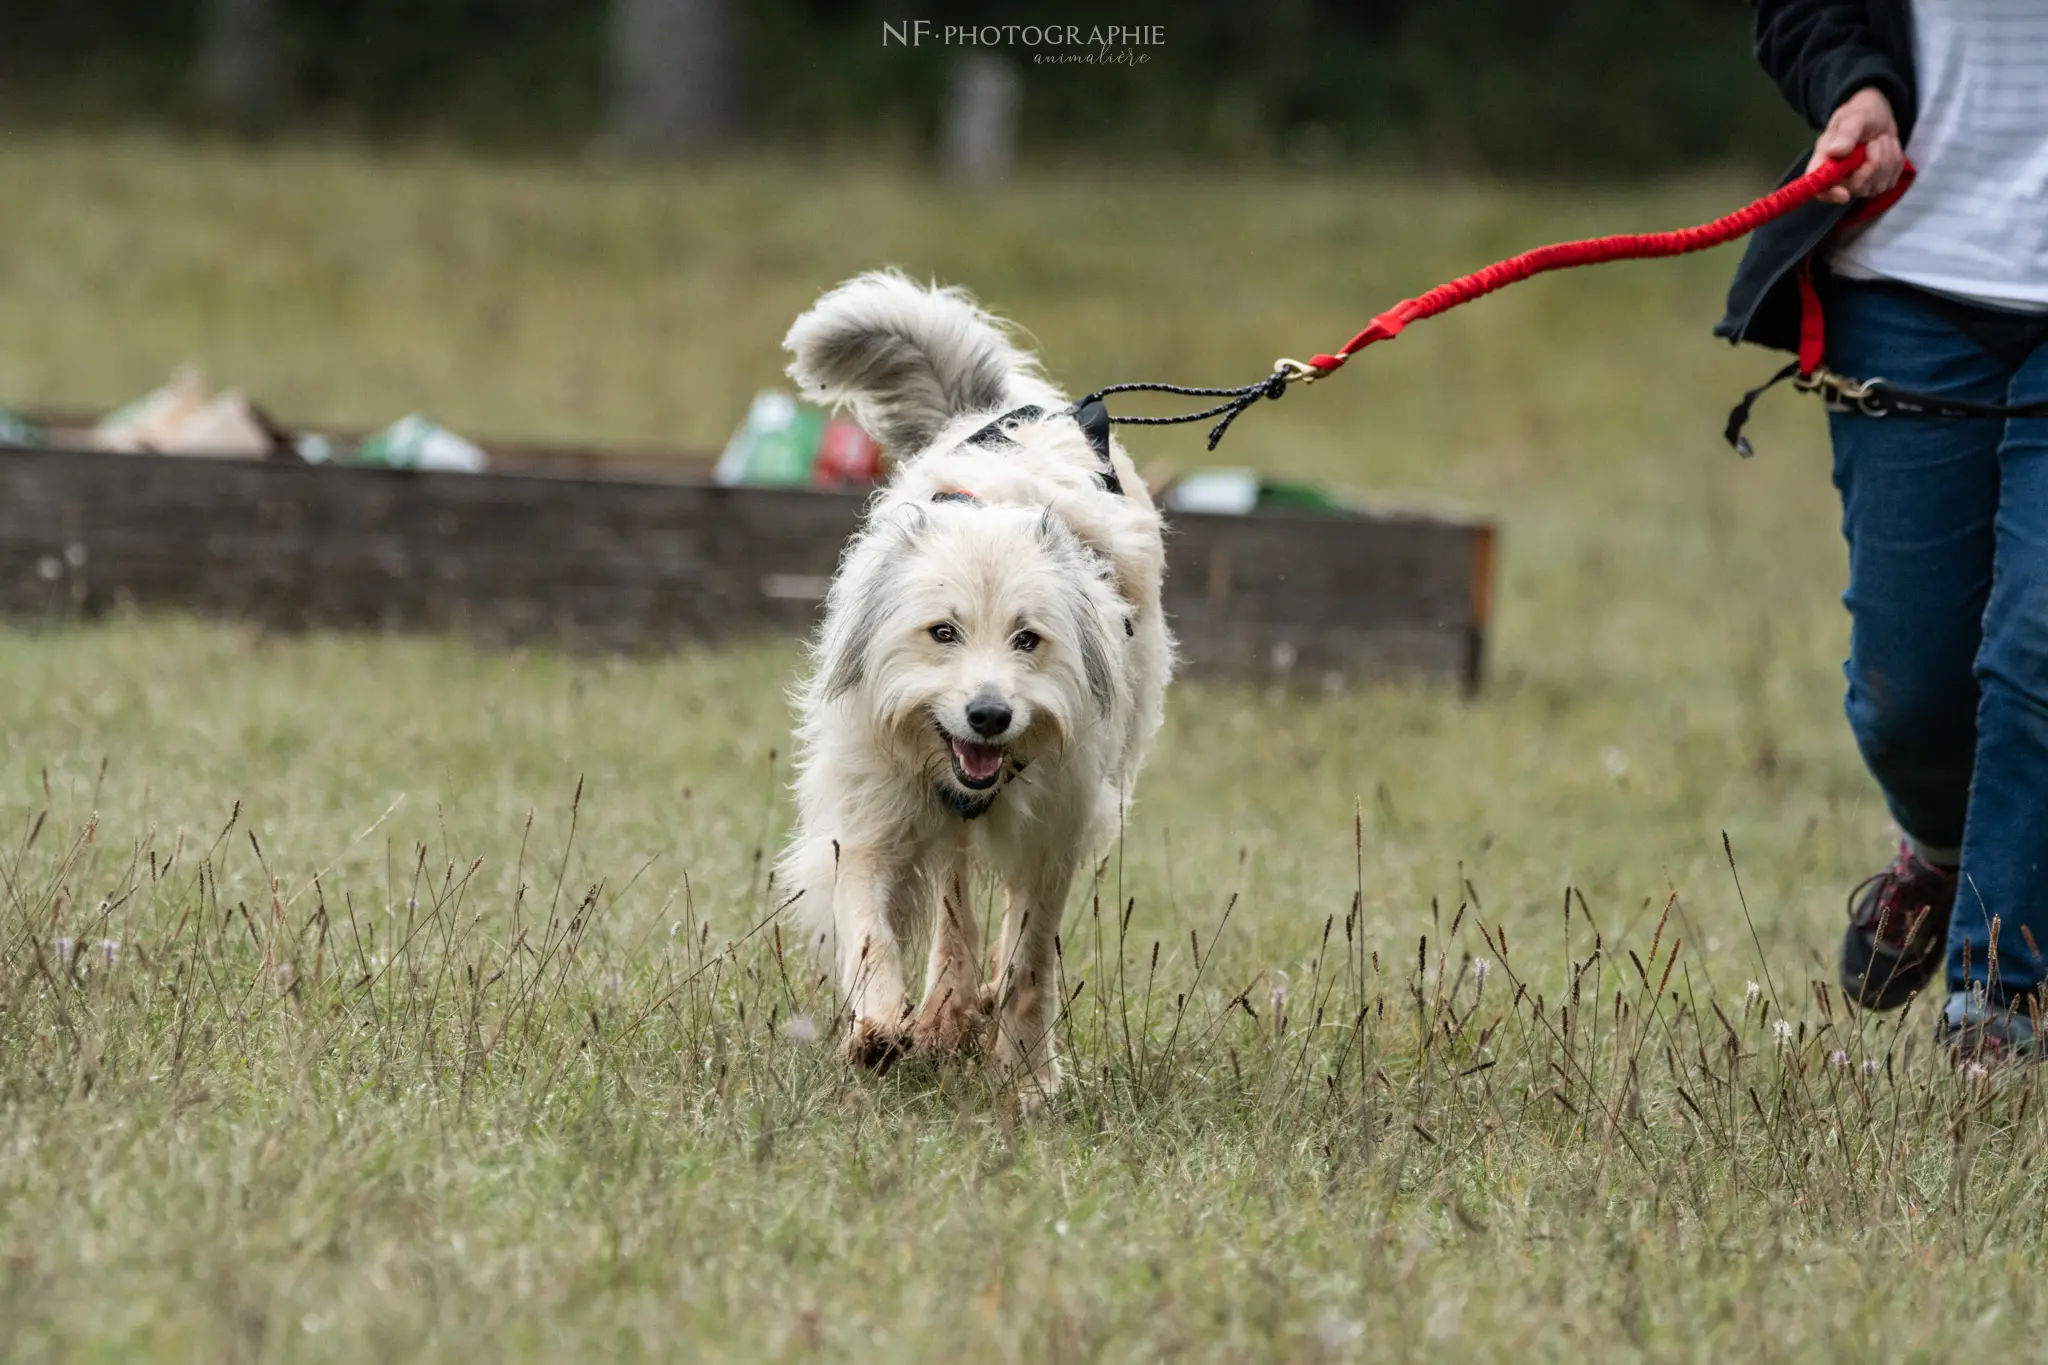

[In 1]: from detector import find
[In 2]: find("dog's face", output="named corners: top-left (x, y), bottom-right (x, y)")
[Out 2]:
top-left (817, 502), bottom-right (1119, 811)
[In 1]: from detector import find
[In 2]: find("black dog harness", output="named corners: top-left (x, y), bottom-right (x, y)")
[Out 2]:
top-left (957, 398), bottom-right (1124, 495)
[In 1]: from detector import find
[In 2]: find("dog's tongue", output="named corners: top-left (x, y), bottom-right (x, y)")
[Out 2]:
top-left (951, 738), bottom-right (1005, 781)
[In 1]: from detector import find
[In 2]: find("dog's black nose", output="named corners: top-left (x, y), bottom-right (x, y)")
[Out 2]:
top-left (966, 697), bottom-right (1012, 737)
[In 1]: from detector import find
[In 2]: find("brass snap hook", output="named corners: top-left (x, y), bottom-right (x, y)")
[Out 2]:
top-left (1273, 357), bottom-right (1330, 386)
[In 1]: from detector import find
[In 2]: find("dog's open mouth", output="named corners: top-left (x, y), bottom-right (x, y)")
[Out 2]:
top-left (945, 735), bottom-right (1007, 790)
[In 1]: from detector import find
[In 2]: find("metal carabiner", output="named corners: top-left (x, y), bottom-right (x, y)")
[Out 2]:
top-left (1273, 357), bottom-right (1331, 386)
top-left (1794, 367), bottom-right (1887, 414)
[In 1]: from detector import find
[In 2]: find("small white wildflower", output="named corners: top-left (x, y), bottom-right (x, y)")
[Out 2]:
top-left (782, 1014), bottom-right (818, 1045)
top-left (1745, 981), bottom-right (1763, 1006)
top-left (1053, 1220), bottom-right (1069, 1237)
top-left (669, 921), bottom-right (682, 938)
top-left (50, 937), bottom-right (76, 968)
top-left (98, 939), bottom-right (120, 970)
top-left (1602, 748), bottom-right (1630, 779)
top-left (1966, 1061), bottom-right (1990, 1083)
top-left (1772, 1019), bottom-right (1795, 1045)
top-left (1861, 1059), bottom-right (1881, 1076)
top-left (1829, 1049), bottom-right (1849, 1068)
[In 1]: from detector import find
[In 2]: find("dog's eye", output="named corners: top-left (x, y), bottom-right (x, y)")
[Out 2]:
top-left (928, 623), bottom-right (959, 645)
top-left (1011, 630), bottom-right (1040, 653)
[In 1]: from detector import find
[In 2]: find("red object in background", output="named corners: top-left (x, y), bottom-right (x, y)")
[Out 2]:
top-left (813, 418), bottom-right (884, 487)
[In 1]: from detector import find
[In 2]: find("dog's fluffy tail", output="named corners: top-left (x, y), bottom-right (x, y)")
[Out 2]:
top-left (783, 269), bottom-right (1057, 456)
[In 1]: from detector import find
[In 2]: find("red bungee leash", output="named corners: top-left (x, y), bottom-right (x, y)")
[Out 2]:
top-left (1084, 145), bottom-right (1919, 452)
top-left (1297, 145), bottom-right (1904, 378)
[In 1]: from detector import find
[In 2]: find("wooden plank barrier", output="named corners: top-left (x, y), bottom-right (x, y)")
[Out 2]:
top-left (0, 444), bottom-right (1494, 692)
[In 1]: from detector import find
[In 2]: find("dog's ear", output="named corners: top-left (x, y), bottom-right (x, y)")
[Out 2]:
top-left (1071, 597), bottom-right (1116, 714)
top-left (1034, 505), bottom-right (1106, 580)
top-left (1035, 511), bottom-right (1118, 714)
top-left (816, 508), bottom-right (922, 700)
top-left (817, 562), bottom-right (891, 701)
top-left (784, 270), bottom-right (1048, 457)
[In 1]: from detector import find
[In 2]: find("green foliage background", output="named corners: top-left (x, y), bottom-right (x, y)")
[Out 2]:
top-left (0, 1), bottom-right (1811, 175)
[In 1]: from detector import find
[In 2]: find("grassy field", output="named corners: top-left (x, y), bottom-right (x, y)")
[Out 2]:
top-left (4, 137), bottom-right (2040, 1362)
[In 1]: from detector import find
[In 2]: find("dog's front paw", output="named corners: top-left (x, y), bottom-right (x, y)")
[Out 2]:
top-left (1008, 1055), bottom-right (1063, 1117)
top-left (845, 1017), bottom-right (911, 1073)
top-left (910, 986), bottom-right (992, 1059)
top-left (989, 1028), bottom-right (1063, 1115)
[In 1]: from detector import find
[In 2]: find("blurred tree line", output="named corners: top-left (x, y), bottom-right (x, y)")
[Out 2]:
top-left (0, 0), bottom-right (1806, 176)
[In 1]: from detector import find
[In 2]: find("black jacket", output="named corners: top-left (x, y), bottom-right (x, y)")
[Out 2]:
top-left (1716, 0), bottom-right (1918, 352)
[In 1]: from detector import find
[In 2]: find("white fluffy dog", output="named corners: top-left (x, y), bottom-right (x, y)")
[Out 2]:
top-left (777, 271), bottom-right (1173, 1107)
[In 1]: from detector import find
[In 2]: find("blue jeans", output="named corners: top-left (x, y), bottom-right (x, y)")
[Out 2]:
top-left (1825, 280), bottom-right (2048, 1005)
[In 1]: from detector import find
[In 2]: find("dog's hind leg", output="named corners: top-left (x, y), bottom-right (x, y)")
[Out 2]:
top-left (833, 844), bottom-right (914, 1071)
top-left (911, 835), bottom-right (988, 1058)
top-left (987, 855), bottom-right (1079, 1111)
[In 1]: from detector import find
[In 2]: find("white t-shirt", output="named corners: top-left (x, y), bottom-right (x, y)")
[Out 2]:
top-left (1831, 0), bottom-right (2048, 313)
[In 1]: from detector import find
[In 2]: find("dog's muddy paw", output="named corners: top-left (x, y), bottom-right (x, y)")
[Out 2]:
top-left (845, 1018), bottom-right (911, 1073)
top-left (909, 990), bottom-right (992, 1059)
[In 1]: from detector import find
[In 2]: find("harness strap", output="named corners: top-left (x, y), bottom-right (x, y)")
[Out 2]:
top-left (1725, 364), bottom-right (2048, 455)
top-left (1724, 362), bottom-right (1801, 458)
top-left (1799, 371), bottom-right (2048, 421)
top-left (964, 399), bottom-right (1126, 494)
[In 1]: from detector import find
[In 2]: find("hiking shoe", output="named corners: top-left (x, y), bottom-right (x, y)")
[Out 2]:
top-left (1938, 990), bottom-right (2038, 1065)
top-left (1838, 844), bottom-right (1957, 1011)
